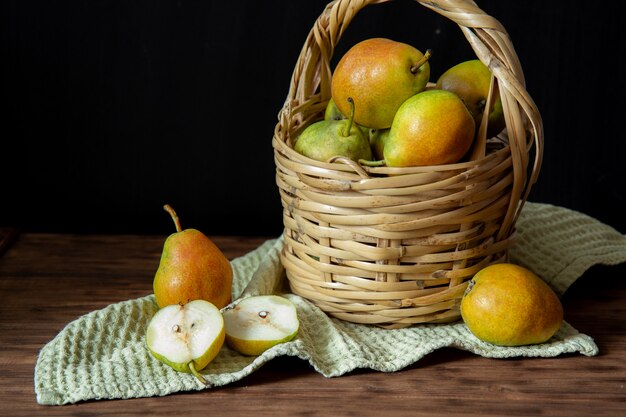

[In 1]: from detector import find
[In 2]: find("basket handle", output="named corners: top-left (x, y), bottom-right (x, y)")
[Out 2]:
top-left (279, 0), bottom-right (543, 238)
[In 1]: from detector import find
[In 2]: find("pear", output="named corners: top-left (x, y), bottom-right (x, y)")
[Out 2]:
top-left (146, 299), bottom-right (225, 384)
top-left (331, 38), bottom-right (431, 129)
top-left (369, 128), bottom-right (390, 161)
top-left (223, 295), bottom-right (299, 356)
top-left (324, 97), bottom-right (345, 121)
top-left (324, 97), bottom-right (370, 137)
top-left (461, 263), bottom-right (563, 346)
top-left (383, 90), bottom-right (475, 167)
top-left (153, 204), bottom-right (233, 309)
top-left (436, 59), bottom-right (505, 138)
top-left (294, 98), bottom-right (372, 163)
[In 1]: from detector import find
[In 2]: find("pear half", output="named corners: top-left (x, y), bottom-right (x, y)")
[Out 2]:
top-left (146, 299), bottom-right (225, 384)
top-left (223, 295), bottom-right (299, 356)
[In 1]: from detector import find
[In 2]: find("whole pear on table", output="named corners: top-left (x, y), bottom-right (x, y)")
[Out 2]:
top-left (461, 263), bottom-right (564, 346)
top-left (153, 204), bottom-right (233, 309)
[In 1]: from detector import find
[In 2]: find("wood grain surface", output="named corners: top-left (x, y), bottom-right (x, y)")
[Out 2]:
top-left (0, 233), bottom-right (624, 416)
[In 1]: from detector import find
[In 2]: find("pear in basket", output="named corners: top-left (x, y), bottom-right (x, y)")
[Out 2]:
top-left (383, 90), bottom-right (475, 167)
top-left (294, 97), bottom-right (372, 163)
top-left (436, 59), bottom-right (505, 138)
top-left (368, 128), bottom-right (390, 160)
top-left (331, 37), bottom-right (431, 129)
top-left (323, 97), bottom-right (345, 121)
top-left (324, 97), bottom-right (369, 138)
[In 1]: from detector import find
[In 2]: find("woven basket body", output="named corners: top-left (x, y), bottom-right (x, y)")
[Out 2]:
top-left (272, 0), bottom-right (543, 328)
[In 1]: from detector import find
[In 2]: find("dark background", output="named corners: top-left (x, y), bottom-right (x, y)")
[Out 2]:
top-left (2, 0), bottom-right (625, 237)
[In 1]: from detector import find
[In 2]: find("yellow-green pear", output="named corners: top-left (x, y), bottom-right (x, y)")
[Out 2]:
top-left (369, 128), bottom-right (390, 161)
top-left (331, 38), bottom-right (431, 129)
top-left (324, 97), bottom-right (369, 137)
top-left (384, 90), bottom-right (475, 167)
top-left (294, 98), bottom-right (372, 163)
top-left (461, 263), bottom-right (563, 346)
top-left (436, 59), bottom-right (505, 138)
top-left (324, 97), bottom-right (345, 121)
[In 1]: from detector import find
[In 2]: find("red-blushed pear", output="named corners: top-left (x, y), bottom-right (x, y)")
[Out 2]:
top-left (331, 38), bottom-right (431, 129)
top-left (436, 59), bottom-right (505, 138)
top-left (382, 90), bottom-right (475, 167)
top-left (153, 205), bottom-right (232, 309)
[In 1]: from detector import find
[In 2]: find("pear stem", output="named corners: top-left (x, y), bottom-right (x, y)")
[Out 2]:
top-left (343, 97), bottom-right (355, 137)
top-left (188, 362), bottom-right (208, 385)
top-left (410, 49), bottom-right (432, 74)
top-left (163, 204), bottom-right (182, 232)
top-left (359, 159), bottom-right (386, 167)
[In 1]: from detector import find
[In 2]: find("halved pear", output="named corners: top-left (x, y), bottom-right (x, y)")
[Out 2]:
top-left (146, 299), bottom-right (225, 384)
top-left (223, 295), bottom-right (299, 356)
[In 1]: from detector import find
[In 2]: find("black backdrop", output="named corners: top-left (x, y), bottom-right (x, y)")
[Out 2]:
top-left (3, 0), bottom-right (625, 236)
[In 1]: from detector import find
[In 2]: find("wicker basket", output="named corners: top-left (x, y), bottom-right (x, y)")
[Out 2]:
top-left (272, 0), bottom-right (543, 329)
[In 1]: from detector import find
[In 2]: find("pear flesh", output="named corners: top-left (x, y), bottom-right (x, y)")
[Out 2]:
top-left (146, 299), bottom-right (225, 384)
top-left (223, 295), bottom-right (299, 356)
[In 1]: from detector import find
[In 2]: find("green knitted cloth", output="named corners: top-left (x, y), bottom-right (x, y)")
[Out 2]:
top-left (35, 202), bottom-right (626, 405)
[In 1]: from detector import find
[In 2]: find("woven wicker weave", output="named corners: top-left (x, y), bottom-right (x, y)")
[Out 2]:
top-left (272, 0), bottom-right (543, 328)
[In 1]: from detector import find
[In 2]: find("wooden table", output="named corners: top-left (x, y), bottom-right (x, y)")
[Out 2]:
top-left (1, 230), bottom-right (625, 416)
